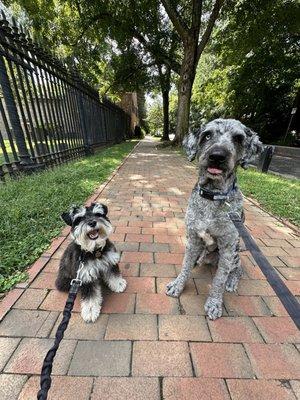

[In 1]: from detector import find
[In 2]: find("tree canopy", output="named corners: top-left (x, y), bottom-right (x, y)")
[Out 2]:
top-left (3, 0), bottom-right (299, 143)
top-left (189, 0), bottom-right (300, 142)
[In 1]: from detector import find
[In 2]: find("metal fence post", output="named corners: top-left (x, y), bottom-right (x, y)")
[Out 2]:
top-left (0, 12), bottom-right (129, 180)
top-left (77, 92), bottom-right (93, 155)
top-left (257, 145), bottom-right (275, 173)
top-left (0, 55), bottom-right (32, 165)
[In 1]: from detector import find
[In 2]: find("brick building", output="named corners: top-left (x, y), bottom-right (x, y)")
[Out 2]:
top-left (118, 92), bottom-right (139, 136)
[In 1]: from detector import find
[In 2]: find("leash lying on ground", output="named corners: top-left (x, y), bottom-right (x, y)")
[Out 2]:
top-left (229, 212), bottom-right (300, 330)
top-left (37, 261), bottom-right (84, 400)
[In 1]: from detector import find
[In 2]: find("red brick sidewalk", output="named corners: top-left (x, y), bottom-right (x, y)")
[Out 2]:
top-left (0, 137), bottom-right (299, 399)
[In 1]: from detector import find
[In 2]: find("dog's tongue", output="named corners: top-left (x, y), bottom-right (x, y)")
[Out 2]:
top-left (89, 230), bottom-right (98, 239)
top-left (207, 167), bottom-right (223, 175)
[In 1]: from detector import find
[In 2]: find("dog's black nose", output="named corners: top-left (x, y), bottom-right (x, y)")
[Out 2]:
top-left (88, 221), bottom-right (97, 228)
top-left (208, 151), bottom-right (227, 163)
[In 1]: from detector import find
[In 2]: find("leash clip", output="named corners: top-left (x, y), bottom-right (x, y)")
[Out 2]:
top-left (70, 259), bottom-right (84, 293)
top-left (70, 278), bottom-right (82, 286)
top-left (70, 278), bottom-right (82, 294)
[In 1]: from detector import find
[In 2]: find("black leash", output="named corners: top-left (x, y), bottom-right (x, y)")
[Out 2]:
top-left (229, 212), bottom-right (300, 330)
top-left (37, 268), bottom-right (83, 399)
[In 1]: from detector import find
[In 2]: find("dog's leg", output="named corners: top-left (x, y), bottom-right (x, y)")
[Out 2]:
top-left (55, 273), bottom-right (71, 293)
top-left (205, 232), bottom-right (239, 320)
top-left (103, 265), bottom-right (127, 293)
top-left (166, 233), bottom-right (204, 297)
top-left (225, 243), bottom-right (243, 292)
top-left (80, 282), bottom-right (102, 323)
top-left (225, 265), bottom-right (243, 292)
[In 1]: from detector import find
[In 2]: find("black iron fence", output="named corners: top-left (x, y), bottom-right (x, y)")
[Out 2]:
top-left (0, 11), bottom-right (131, 181)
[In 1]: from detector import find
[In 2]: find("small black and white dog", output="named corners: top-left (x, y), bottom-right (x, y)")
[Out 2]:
top-left (56, 202), bottom-right (127, 323)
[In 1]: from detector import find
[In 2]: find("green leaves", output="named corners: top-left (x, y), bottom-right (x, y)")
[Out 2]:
top-left (191, 0), bottom-right (299, 142)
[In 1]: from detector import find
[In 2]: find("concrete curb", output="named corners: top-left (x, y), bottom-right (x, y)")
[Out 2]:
top-left (245, 196), bottom-right (299, 235)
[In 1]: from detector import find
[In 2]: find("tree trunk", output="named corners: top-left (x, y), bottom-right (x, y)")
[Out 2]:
top-left (162, 89), bottom-right (170, 141)
top-left (174, 43), bottom-right (197, 144)
top-left (158, 64), bottom-right (171, 141)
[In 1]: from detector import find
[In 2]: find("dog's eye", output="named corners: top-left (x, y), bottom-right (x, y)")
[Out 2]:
top-left (201, 132), bottom-right (212, 143)
top-left (94, 213), bottom-right (103, 218)
top-left (233, 134), bottom-right (245, 144)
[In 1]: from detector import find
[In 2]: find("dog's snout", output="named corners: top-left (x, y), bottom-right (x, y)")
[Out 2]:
top-left (88, 221), bottom-right (97, 228)
top-left (208, 150), bottom-right (227, 163)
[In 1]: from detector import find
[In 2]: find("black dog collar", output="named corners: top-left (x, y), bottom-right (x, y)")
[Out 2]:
top-left (198, 179), bottom-right (237, 201)
top-left (78, 244), bottom-right (105, 262)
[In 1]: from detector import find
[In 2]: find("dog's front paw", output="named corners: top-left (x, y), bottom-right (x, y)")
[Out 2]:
top-left (166, 279), bottom-right (184, 298)
top-left (81, 300), bottom-right (101, 323)
top-left (204, 297), bottom-right (223, 320)
top-left (109, 276), bottom-right (127, 293)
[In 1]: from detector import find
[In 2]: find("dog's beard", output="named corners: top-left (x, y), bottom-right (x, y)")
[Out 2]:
top-left (72, 220), bottom-right (113, 252)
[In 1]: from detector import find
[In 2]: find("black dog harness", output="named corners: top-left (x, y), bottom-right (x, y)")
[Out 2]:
top-left (37, 254), bottom-right (85, 400)
top-left (198, 185), bottom-right (300, 330)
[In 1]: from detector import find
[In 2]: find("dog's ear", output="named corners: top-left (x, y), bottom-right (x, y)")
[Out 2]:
top-left (60, 205), bottom-right (80, 226)
top-left (183, 127), bottom-right (201, 161)
top-left (240, 127), bottom-right (264, 169)
top-left (61, 211), bottom-right (72, 226)
top-left (92, 202), bottom-right (108, 216)
top-left (101, 204), bottom-right (108, 216)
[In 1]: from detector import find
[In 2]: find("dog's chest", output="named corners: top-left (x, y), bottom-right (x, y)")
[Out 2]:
top-left (79, 258), bottom-right (106, 283)
top-left (198, 230), bottom-right (215, 249)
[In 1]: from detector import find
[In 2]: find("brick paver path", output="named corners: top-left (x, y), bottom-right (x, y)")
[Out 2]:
top-left (1, 137), bottom-right (300, 399)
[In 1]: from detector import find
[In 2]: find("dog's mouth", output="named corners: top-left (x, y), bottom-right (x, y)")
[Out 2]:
top-left (207, 167), bottom-right (224, 176)
top-left (87, 229), bottom-right (99, 240)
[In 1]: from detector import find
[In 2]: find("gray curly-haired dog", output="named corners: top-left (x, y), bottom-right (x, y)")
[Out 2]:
top-left (56, 203), bottom-right (127, 323)
top-left (166, 118), bottom-right (263, 320)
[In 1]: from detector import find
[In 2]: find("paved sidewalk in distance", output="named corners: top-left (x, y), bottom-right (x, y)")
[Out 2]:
top-left (0, 137), bottom-right (299, 400)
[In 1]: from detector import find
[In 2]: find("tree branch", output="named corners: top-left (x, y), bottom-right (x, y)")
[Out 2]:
top-left (161, 0), bottom-right (188, 40)
top-left (196, 0), bottom-right (224, 61)
top-left (128, 25), bottom-right (181, 74)
top-left (191, 0), bottom-right (203, 33)
top-left (70, 10), bottom-right (181, 75)
top-left (104, 60), bottom-right (156, 94)
top-left (69, 12), bottom-right (111, 46)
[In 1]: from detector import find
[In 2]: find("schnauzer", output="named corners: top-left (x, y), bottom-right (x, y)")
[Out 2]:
top-left (166, 118), bottom-right (263, 320)
top-left (56, 202), bottom-right (127, 322)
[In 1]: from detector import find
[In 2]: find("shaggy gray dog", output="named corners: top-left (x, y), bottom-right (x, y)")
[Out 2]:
top-left (56, 203), bottom-right (126, 323)
top-left (166, 118), bottom-right (263, 320)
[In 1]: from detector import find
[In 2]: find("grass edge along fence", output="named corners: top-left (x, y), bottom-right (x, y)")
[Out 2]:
top-left (0, 11), bottom-right (131, 181)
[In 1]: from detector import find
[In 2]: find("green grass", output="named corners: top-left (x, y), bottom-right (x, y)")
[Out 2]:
top-left (0, 139), bottom-right (14, 164)
top-left (238, 168), bottom-right (300, 226)
top-left (0, 138), bottom-right (78, 164)
top-left (0, 140), bottom-right (137, 293)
